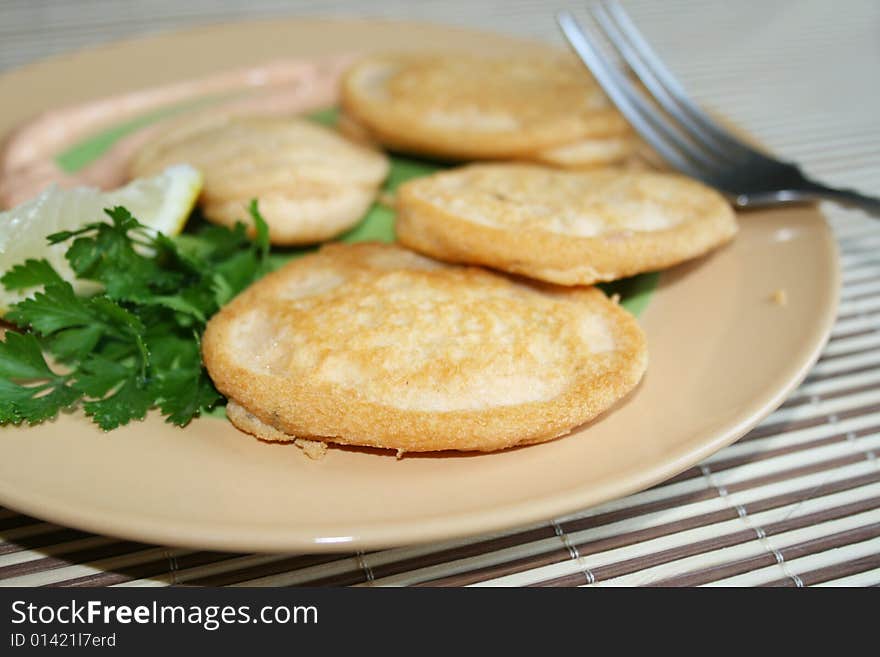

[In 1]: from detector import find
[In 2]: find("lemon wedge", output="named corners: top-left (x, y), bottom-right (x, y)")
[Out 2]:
top-left (0, 164), bottom-right (202, 313)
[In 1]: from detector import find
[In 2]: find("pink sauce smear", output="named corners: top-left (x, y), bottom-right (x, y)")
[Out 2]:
top-left (0, 53), bottom-right (357, 208)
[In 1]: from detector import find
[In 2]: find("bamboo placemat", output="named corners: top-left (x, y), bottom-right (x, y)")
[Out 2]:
top-left (1, 0), bottom-right (879, 586)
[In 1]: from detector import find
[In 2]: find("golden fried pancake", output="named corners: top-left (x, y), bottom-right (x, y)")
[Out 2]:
top-left (396, 163), bottom-right (737, 285)
top-left (130, 115), bottom-right (389, 245)
top-left (340, 52), bottom-right (632, 162)
top-left (202, 242), bottom-right (647, 453)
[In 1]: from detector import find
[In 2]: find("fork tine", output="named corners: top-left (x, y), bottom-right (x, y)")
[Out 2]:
top-left (600, 0), bottom-right (768, 162)
top-left (557, 11), bottom-right (718, 181)
top-left (590, 1), bottom-right (735, 162)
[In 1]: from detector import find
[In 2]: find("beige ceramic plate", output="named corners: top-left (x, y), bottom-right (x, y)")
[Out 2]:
top-left (0, 20), bottom-right (838, 552)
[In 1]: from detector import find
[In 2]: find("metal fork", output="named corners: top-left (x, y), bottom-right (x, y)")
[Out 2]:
top-left (557, 1), bottom-right (880, 216)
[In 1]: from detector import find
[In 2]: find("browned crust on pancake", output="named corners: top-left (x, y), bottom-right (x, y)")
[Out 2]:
top-left (395, 164), bottom-right (738, 285)
top-left (202, 242), bottom-right (647, 453)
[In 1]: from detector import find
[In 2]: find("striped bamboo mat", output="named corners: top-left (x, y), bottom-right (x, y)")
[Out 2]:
top-left (1, 0), bottom-right (879, 586)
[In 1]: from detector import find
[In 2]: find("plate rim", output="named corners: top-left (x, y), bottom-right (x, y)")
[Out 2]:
top-left (0, 17), bottom-right (841, 553)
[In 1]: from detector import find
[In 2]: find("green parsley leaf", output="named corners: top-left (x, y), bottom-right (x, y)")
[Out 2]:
top-left (0, 259), bottom-right (65, 291)
top-left (88, 297), bottom-right (144, 336)
top-left (13, 384), bottom-right (80, 425)
top-left (155, 368), bottom-right (222, 426)
top-left (64, 219), bottom-right (183, 301)
top-left (0, 199), bottom-right (271, 430)
top-left (83, 376), bottom-right (153, 431)
top-left (0, 379), bottom-right (41, 424)
top-left (5, 282), bottom-right (94, 335)
top-left (6, 282), bottom-right (142, 345)
top-left (0, 350), bottom-right (77, 425)
top-left (71, 355), bottom-right (131, 398)
top-left (46, 325), bottom-right (104, 362)
top-left (0, 332), bottom-right (59, 380)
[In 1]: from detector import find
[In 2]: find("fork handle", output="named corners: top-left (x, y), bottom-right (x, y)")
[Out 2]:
top-left (739, 181), bottom-right (880, 216)
top-left (799, 180), bottom-right (880, 217)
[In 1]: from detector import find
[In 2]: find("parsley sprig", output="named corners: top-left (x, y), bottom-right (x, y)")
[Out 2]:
top-left (0, 202), bottom-right (270, 430)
